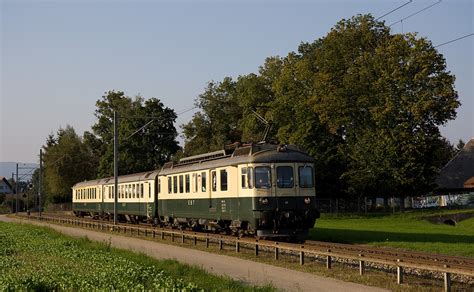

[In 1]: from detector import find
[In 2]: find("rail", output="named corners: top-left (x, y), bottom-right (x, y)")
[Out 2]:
top-left (17, 214), bottom-right (474, 292)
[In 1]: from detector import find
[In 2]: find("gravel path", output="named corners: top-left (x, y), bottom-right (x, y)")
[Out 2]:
top-left (0, 215), bottom-right (387, 292)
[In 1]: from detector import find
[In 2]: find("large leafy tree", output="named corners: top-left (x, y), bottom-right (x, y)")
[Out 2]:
top-left (43, 126), bottom-right (97, 203)
top-left (92, 91), bottom-right (179, 177)
top-left (306, 15), bottom-right (458, 204)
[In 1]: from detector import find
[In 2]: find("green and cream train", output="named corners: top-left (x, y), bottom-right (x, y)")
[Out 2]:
top-left (72, 144), bottom-right (319, 239)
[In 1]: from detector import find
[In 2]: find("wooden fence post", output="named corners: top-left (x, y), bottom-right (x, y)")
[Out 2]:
top-left (397, 259), bottom-right (403, 284)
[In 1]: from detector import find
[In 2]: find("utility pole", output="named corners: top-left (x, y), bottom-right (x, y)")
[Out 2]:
top-left (11, 172), bottom-right (14, 213)
top-left (39, 149), bottom-right (43, 217)
top-left (15, 164), bottom-right (18, 214)
top-left (114, 111), bottom-right (119, 225)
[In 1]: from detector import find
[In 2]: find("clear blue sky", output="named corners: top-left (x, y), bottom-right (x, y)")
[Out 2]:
top-left (1, 0), bottom-right (473, 163)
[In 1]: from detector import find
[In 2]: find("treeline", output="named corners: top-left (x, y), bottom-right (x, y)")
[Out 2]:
top-left (42, 92), bottom-right (179, 203)
top-left (182, 15), bottom-right (461, 202)
top-left (41, 14), bottom-right (461, 205)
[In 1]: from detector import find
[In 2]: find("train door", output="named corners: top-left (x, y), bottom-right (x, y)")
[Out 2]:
top-left (209, 169), bottom-right (216, 212)
top-left (154, 177), bottom-right (159, 221)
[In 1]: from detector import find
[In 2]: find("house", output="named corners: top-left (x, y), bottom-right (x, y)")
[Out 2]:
top-left (0, 177), bottom-right (14, 195)
top-left (435, 138), bottom-right (474, 192)
top-left (429, 138), bottom-right (474, 207)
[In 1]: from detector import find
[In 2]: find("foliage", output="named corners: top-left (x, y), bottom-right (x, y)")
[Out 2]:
top-left (43, 126), bottom-right (98, 203)
top-left (0, 222), bottom-right (272, 291)
top-left (182, 78), bottom-right (241, 156)
top-left (182, 14), bottom-right (459, 200)
top-left (92, 91), bottom-right (180, 177)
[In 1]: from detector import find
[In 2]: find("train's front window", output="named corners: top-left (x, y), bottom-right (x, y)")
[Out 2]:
top-left (255, 167), bottom-right (271, 189)
top-left (277, 166), bottom-right (294, 188)
top-left (299, 166), bottom-right (314, 188)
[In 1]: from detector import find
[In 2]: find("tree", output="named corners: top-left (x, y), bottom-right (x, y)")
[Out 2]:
top-left (182, 78), bottom-right (241, 156)
top-left (43, 126), bottom-right (98, 203)
top-left (92, 91), bottom-right (179, 177)
top-left (303, 15), bottom-right (459, 206)
top-left (455, 139), bottom-right (465, 153)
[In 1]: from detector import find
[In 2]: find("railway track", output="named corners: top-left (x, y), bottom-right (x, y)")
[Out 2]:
top-left (305, 240), bottom-right (474, 272)
top-left (16, 213), bottom-right (474, 291)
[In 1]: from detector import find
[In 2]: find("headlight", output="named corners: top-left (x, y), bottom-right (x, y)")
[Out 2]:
top-left (259, 197), bottom-right (269, 205)
top-left (304, 197), bottom-right (311, 204)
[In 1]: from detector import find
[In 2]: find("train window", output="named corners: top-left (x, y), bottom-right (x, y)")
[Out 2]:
top-left (299, 166), bottom-right (314, 188)
top-left (155, 180), bottom-right (158, 197)
top-left (220, 169), bottom-right (228, 191)
top-left (173, 176), bottom-right (178, 193)
top-left (149, 183), bottom-right (152, 198)
top-left (179, 175), bottom-right (184, 193)
top-left (185, 174), bottom-right (190, 193)
top-left (193, 174), bottom-right (198, 193)
top-left (141, 184), bottom-right (144, 198)
top-left (255, 167), bottom-right (271, 189)
top-left (168, 177), bottom-right (172, 194)
top-left (133, 184), bottom-right (136, 198)
top-left (211, 171), bottom-right (217, 192)
top-left (277, 166), bottom-right (294, 188)
top-left (241, 167), bottom-right (247, 189)
top-left (201, 172), bottom-right (207, 192)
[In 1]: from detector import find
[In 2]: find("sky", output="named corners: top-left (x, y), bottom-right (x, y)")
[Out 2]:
top-left (1, 0), bottom-right (473, 163)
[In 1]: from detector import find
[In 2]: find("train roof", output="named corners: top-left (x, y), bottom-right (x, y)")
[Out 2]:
top-left (159, 144), bottom-right (315, 175)
top-left (72, 144), bottom-right (313, 187)
top-left (73, 170), bottom-right (160, 188)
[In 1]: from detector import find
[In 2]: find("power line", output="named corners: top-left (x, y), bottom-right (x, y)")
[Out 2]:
top-left (389, 0), bottom-right (442, 27)
top-left (434, 33), bottom-right (474, 48)
top-left (376, 0), bottom-right (413, 21)
top-left (176, 106), bottom-right (198, 115)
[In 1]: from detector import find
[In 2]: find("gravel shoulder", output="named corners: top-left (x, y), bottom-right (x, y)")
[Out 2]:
top-left (0, 215), bottom-right (387, 292)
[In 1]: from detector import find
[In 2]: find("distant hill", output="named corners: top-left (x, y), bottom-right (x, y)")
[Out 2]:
top-left (0, 162), bottom-right (39, 179)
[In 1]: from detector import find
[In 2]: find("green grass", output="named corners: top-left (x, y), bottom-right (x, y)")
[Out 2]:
top-left (0, 222), bottom-right (274, 291)
top-left (309, 208), bottom-right (474, 258)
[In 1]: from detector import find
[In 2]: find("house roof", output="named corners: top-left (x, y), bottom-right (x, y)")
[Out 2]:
top-left (0, 176), bottom-right (13, 191)
top-left (435, 138), bottom-right (474, 190)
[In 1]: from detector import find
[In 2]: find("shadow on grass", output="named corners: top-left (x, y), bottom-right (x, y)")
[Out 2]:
top-left (308, 228), bottom-right (474, 245)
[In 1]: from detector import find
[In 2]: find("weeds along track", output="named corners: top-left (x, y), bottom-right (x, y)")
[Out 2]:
top-left (15, 213), bottom-right (474, 290)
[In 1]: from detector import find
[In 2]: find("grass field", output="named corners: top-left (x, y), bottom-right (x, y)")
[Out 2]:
top-left (309, 208), bottom-right (474, 258)
top-left (0, 222), bottom-right (273, 291)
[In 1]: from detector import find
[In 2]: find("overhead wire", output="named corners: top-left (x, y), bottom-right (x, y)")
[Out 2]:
top-left (376, 0), bottom-right (413, 21)
top-left (434, 33), bottom-right (474, 48)
top-left (389, 0), bottom-right (442, 27)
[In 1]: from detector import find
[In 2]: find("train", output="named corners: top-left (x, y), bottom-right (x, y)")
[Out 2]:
top-left (72, 143), bottom-right (319, 240)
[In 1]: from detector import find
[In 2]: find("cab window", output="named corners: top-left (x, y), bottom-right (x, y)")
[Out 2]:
top-left (255, 167), bottom-right (271, 189)
top-left (299, 166), bottom-right (314, 188)
top-left (277, 166), bottom-right (294, 188)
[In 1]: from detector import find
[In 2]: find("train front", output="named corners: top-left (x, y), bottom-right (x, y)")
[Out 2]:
top-left (249, 145), bottom-right (320, 241)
